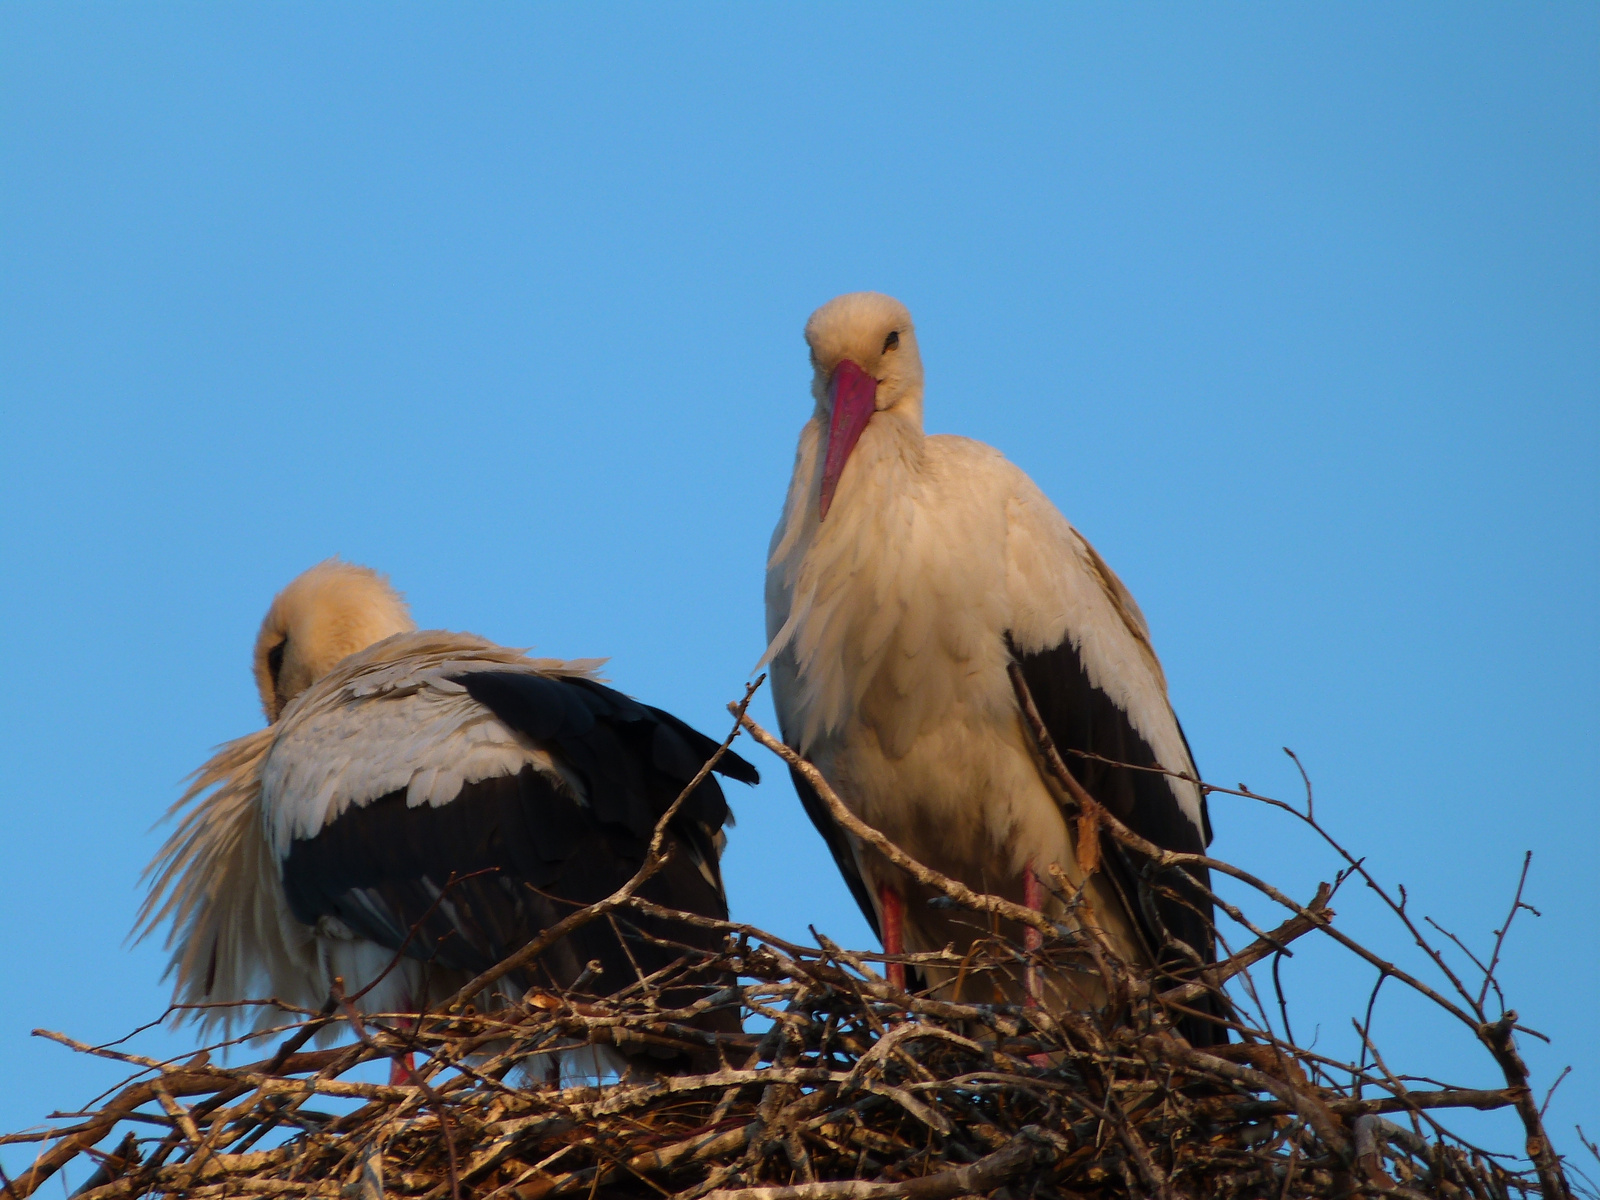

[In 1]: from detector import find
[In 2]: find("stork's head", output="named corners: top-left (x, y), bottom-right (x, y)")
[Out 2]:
top-left (252, 559), bottom-right (417, 722)
top-left (804, 292), bottom-right (924, 519)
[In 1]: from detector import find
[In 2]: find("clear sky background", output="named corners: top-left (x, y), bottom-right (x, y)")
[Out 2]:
top-left (2, 3), bottom-right (1596, 1179)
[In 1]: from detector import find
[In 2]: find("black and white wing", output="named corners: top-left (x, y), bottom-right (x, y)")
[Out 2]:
top-left (1005, 480), bottom-right (1227, 1045)
top-left (264, 640), bottom-right (757, 1020)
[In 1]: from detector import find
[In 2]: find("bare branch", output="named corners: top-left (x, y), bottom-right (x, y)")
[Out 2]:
top-left (4, 683), bottom-right (1571, 1200)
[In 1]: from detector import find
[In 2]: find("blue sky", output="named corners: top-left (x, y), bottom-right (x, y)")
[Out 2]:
top-left (2, 3), bottom-right (1595, 1177)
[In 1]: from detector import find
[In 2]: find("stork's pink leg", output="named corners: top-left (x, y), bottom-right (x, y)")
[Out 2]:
top-left (389, 1051), bottom-right (417, 1085)
top-left (1023, 864), bottom-right (1043, 1007)
top-left (879, 884), bottom-right (906, 991)
top-left (389, 1011), bottom-right (417, 1085)
top-left (1022, 864), bottom-right (1054, 1068)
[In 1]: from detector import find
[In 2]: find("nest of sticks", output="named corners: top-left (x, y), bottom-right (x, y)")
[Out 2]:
top-left (2, 687), bottom-right (1584, 1200)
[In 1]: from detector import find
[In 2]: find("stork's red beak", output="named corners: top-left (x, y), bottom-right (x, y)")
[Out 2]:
top-left (819, 359), bottom-right (877, 520)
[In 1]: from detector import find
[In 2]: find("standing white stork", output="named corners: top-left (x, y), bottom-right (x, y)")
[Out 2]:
top-left (764, 292), bottom-right (1225, 1044)
top-left (140, 560), bottom-right (757, 1081)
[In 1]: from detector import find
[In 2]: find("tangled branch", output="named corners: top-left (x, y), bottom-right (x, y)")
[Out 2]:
top-left (0, 686), bottom-right (1575, 1200)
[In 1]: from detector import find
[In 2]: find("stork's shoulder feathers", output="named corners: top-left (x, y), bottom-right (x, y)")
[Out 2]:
top-left (918, 435), bottom-right (1162, 678)
top-left (923, 436), bottom-right (1196, 780)
top-left (986, 452), bottom-right (1203, 831)
top-left (262, 631), bottom-right (605, 855)
top-left (999, 463), bottom-right (1155, 650)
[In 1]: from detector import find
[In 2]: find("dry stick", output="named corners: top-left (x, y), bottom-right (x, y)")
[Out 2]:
top-left (696, 1124), bottom-right (1063, 1200)
top-left (732, 714), bottom-right (1056, 940)
top-left (332, 982), bottom-right (461, 1200)
top-left (444, 676), bottom-right (764, 1012)
top-left (5, 1048), bottom-right (351, 1200)
top-left (1477, 1011), bottom-right (1571, 1200)
top-left (1423, 915), bottom-right (1502, 1012)
top-left (1320, 1088), bottom-right (1520, 1118)
top-left (1272, 949), bottom-right (1297, 1056)
top-left (1354, 970), bottom-right (1391, 1100)
top-left (1578, 1126), bottom-right (1600, 1171)
top-left (1478, 851), bottom-right (1536, 1012)
top-left (1158, 884), bottom-right (1332, 1007)
top-left (1539, 1066), bottom-right (1572, 1120)
top-left (31, 1034), bottom-right (373, 1096)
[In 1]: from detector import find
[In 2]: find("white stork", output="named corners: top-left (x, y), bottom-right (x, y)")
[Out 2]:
top-left (764, 292), bottom-right (1225, 1044)
top-left (140, 560), bottom-right (757, 1081)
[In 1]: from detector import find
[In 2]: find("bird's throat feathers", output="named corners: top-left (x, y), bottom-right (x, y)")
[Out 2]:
top-left (765, 411), bottom-right (926, 665)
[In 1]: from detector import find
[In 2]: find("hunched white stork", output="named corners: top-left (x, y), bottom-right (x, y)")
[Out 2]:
top-left (764, 292), bottom-right (1225, 1043)
top-left (140, 560), bottom-right (757, 1079)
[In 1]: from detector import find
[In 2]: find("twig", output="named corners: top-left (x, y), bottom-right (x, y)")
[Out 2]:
top-left (1478, 1011), bottom-right (1572, 1200)
top-left (734, 712), bottom-right (1055, 939)
top-left (696, 1125), bottom-right (1061, 1200)
top-left (1478, 852), bottom-right (1536, 1012)
top-left (1540, 1066), bottom-right (1571, 1120)
top-left (1354, 970), bottom-right (1389, 1100)
top-left (1157, 885), bottom-right (1332, 1007)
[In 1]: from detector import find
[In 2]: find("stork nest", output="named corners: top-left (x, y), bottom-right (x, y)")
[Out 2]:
top-left (1, 701), bottom-right (1583, 1200)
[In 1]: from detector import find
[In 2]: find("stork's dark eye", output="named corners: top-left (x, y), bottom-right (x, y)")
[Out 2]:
top-left (266, 639), bottom-right (287, 684)
top-left (882, 330), bottom-right (900, 352)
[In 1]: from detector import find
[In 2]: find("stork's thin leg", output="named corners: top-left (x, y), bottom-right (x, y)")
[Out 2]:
top-left (1021, 864), bottom-right (1056, 1069)
top-left (389, 1011), bottom-right (417, 1086)
top-left (879, 884), bottom-right (906, 991)
top-left (1023, 864), bottom-right (1043, 1007)
top-left (389, 1051), bottom-right (417, 1086)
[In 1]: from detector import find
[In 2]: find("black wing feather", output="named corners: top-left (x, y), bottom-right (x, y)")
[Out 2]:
top-left (1006, 633), bottom-right (1228, 1046)
top-left (282, 766), bottom-right (724, 972)
top-left (280, 671), bottom-right (757, 1044)
top-left (460, 671), bottom-right (758, 850)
